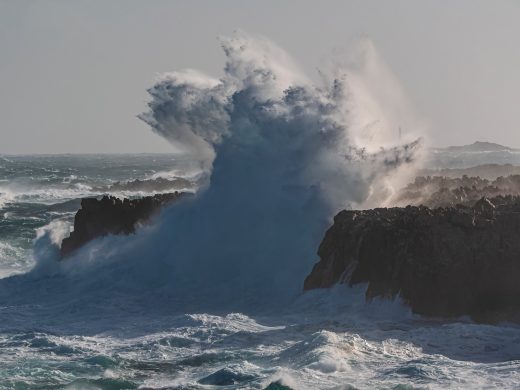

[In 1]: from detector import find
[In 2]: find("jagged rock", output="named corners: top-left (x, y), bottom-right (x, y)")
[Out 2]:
top-left (60, 192), bottom-right (186, 257)
top-left (304, 196), bottom-right (520, 323)
top-left (197, 367), bottom-right (256, 386)
top-left (263, 382), bottom-right (294, 390)
top-left (474, 197), bottom-right (495, 219)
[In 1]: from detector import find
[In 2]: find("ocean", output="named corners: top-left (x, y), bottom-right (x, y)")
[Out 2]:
top-left (0, 154), bottom-right (202, 278)
top-left (0, 153), bottom-right (520, 389)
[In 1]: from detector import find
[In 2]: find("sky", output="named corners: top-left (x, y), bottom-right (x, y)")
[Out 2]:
top-left (1, 0), bottom-right (519, 154)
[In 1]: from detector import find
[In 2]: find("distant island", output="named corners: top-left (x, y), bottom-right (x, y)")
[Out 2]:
top-left (425, 141), bottom-right (520, 169)
top-left (433, 141), bottom-right (518, 152)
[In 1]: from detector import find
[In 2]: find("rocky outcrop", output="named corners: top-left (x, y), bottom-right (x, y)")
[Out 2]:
top-left (304, 196), bottom-right (520, 323)
top-left (264, 383), bottom-right (294, 390)
top-left (60, 192), bottom-right (186, 257)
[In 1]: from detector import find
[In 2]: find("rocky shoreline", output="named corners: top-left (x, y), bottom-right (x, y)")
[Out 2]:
top-left (58, 168), bottom-right (520, 323)
top-left (60, 192), bottom-right (187, 257)
top-left (304, 196), bottom-right (520, 323)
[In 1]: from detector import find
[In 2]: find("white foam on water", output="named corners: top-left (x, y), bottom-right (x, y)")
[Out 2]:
top-left (0, 241), bottom-right (31, 278)
top-left (0, 292), bottom-right (518, 389)
top-left (36, 219), bottom-right (73, 247)
top-left (0, 190), bottom-right (14, 209)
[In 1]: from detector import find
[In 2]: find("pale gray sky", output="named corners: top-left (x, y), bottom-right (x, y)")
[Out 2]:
top-left (1, 0), bottom-right (519, 153)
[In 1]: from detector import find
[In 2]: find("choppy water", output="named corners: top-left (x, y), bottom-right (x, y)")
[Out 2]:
top-left (0, 154), bottom-right (201, 277)
top-left (1, 154), bottom-right (520, 389)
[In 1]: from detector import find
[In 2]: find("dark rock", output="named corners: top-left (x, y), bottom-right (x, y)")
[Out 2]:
top-left (60, 192), bottom-right (186, 257)
top-left (263, 382), bottom-right (294, 390)
top-left (197, 367), bottom-right (256, 386)
top-left (304, 196), bottom-right (520, 323)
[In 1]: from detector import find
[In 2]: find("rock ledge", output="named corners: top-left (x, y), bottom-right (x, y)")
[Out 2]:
top-left (304, 196), bottom-right (520, 323)
top-left (60, 192), bottom-right (185, 257)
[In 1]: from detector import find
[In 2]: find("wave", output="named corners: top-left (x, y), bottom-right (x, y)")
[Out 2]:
top-left (0, 184), bottom-right (93, 207)
top-left (0, 191), bottom-right (13, 209)
top-left (3, 32), bottom-right (520, 390)
top-left (0, 179), bottom-right (193, 211)
top-left (0, 241), bottom-right (30, 278)
top-left (1, 285), bottom-right (519, 388)
top-left (92, 177), bottom-right (200, 195)
top-left (0, 32), bottom-right (423, 317)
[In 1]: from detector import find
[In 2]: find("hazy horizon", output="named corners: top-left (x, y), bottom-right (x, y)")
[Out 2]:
top-left (1, 0), bottom-right (519, 153)
top-left (1, 139), bottom-right (518, 156)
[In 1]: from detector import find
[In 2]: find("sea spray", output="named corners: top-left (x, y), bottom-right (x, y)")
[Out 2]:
top-left (1, 33), bottom-right (520, 390)
top-left (134, 32), bottom-right (422, 307)
top-left (9, 31), bottom-right (422, 312)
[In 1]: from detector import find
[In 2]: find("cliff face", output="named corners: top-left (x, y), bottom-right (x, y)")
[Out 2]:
top-left (304, 196), bottom-right (520, 322)
top-left (60, 192), bottom-right (186, 257)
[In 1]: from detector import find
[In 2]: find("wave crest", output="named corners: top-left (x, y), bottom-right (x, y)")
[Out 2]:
top-left (6, 32), bottom-right (423, 312)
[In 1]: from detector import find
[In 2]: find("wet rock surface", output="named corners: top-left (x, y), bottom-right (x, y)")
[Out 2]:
top-left (304, 196), bottom-right (520, 323)
top-left (60, 192), bottom-right (186, 257)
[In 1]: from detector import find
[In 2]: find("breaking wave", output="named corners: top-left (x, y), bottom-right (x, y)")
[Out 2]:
top-left (2, 32), bottom-right (422, 313)
top-left (3, 32), bottom-right (520, 390)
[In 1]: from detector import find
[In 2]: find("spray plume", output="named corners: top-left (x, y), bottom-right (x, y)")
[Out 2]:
top-left (25, 32), bottom-right (423, 311)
